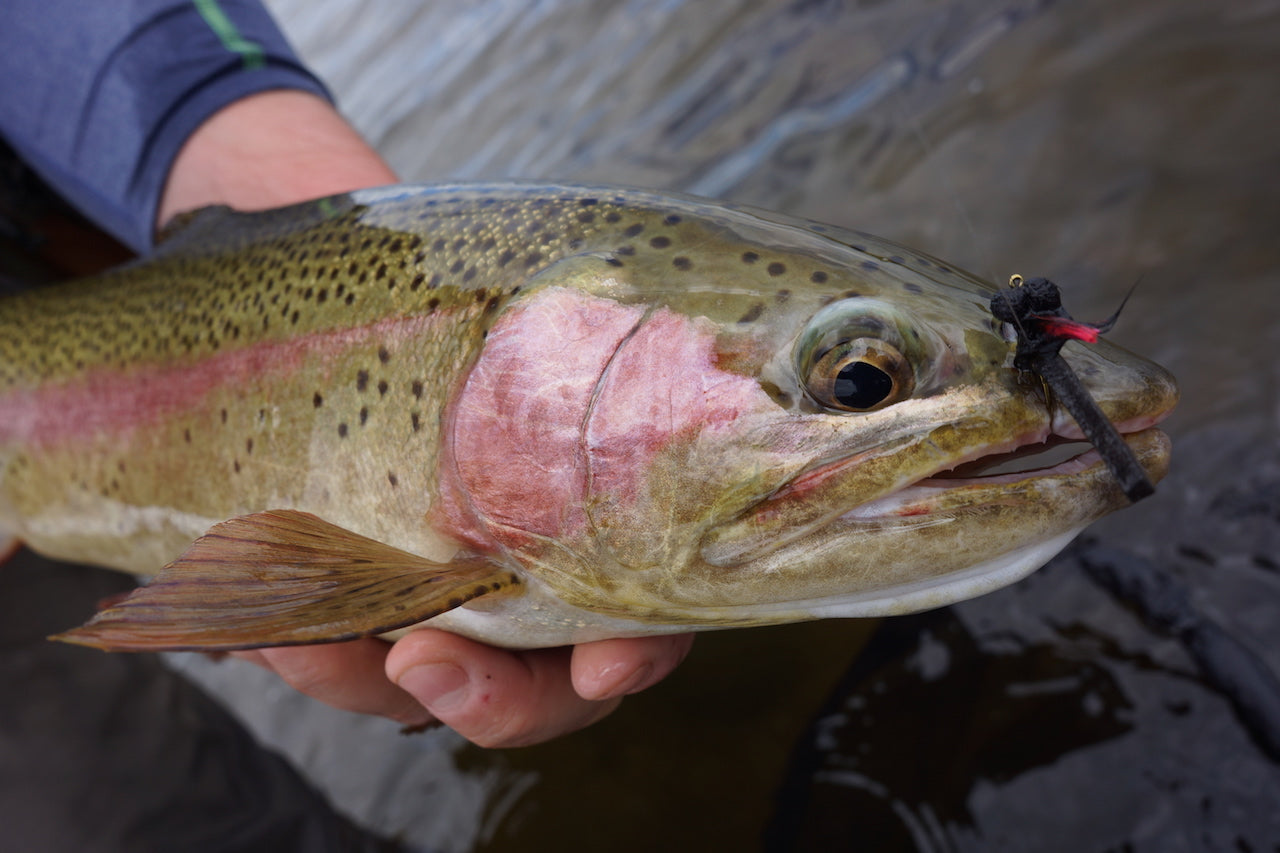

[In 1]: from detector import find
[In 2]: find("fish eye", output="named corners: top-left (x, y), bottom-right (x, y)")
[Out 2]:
top-left (803, 338), bottom-right (914, 412)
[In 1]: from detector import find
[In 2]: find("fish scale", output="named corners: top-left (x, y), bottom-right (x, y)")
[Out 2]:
top-left (0, 183), bottom-right (1177, 651)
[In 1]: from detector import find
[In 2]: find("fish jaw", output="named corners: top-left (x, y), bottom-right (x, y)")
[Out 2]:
top-left (694, 428), bottom-right (1171, 623)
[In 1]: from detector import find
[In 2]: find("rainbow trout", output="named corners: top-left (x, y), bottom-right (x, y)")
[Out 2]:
top-left (0, 184), bottom-right (1177, 651)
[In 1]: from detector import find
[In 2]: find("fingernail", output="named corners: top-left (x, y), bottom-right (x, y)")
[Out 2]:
top-left (590, 662), bottom-right (653, 700)
top-left (398, 663), bottom-right (469, 713)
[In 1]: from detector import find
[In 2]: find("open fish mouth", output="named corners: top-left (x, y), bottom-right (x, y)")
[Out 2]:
top-left (929, 435), bottom-right (1100, 482)
top-left (701, 413), bottom-right (1172, 569)
top-left (843, 426), bottom-right (1171, 522)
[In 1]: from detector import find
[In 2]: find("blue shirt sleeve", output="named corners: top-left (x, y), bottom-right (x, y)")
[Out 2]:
top-left (0, 0), bottom-right (331, 253)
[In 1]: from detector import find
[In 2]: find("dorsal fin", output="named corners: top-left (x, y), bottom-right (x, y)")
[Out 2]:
top-left (153, 204), bottom-right (237, 246)
top-left (152, 192), bottom-right (361, 256)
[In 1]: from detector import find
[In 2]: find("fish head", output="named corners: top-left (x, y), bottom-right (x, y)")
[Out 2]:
top-left (438, 200), bottom-right (1178, 627)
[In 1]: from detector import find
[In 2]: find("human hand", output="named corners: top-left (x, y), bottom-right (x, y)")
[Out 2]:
top-left (233, 631), bottom-right (695, 747)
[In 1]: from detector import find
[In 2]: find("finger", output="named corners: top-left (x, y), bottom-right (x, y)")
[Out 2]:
top-left (232, 639), bottom-right (432, 727)
top-left (386, 629), bottom-right (620, 748)
top-left (570, 633), bottom-right (696, 701)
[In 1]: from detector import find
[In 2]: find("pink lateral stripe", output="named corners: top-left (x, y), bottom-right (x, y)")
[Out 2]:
top-left (0, 315), bottom-right (437, 448)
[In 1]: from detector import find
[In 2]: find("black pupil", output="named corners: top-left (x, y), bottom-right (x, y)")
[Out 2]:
top-left (833, 361), bottom-right (894, 409)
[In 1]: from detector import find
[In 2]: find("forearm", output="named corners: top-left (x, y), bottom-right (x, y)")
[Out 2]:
top-left (0, 0), bottom-right (337, 252)
top-left (157, 90), bottom-right (399, 230)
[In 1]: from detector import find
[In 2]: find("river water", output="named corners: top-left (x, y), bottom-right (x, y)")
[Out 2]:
top-left (12, 0), bottom-right (1279, 850)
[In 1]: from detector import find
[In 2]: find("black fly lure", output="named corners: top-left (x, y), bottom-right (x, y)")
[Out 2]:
top-left (990, 275), bottom-right (1154, 503)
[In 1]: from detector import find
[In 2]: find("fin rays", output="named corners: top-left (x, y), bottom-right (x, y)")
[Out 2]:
top-left (52, 510), bottom-right (518, 652)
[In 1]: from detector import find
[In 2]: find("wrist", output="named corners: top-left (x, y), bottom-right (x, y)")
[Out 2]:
top-left (156, 90), bottom-right (398, 233)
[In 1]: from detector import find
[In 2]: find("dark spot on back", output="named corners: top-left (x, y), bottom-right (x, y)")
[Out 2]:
top-left (624, 223), bottom-right (644, 238)
top-left (903, 281), bottom-right (924, 294)
top-left (861, 260), bottom-right (880, 272)
top-left (356, 370), bottom-right (369, 392)
top-left (338, 423), bottom-right (348, 438)
top-left (377, 380), bottom-right (388, 396)
top-left (378, 347), bottom-right (390, 364)
top-left (767, 262), bottom-right (786, 277)
top-left (775, 289), bottom-right (791, 303)
top-left (387, 472), bottom-right (399, 488)
top-left (742, 251), bottom-right (759, 264)
top-left (664, 215), bottom-right (682, 225)
top-left (672, 256), bottom-right (692, 270)
top-left (810, 271), bottom-right (828, 284)
top-left (411, 380), bottom-right (424, 399)
top-left (737, 303), bottom-right (765, 324)
top-left (359, 407), bottom-right (369, 426)
top-left (313, 392), bottom-right (323, 408)
top-left (649, 236), bottom-right (671, 249)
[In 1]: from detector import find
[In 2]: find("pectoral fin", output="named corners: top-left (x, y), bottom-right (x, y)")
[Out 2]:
top-left (52, 510), bottom-right (520, 652)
